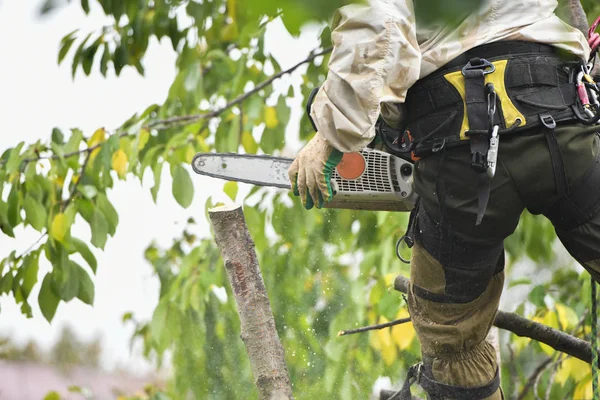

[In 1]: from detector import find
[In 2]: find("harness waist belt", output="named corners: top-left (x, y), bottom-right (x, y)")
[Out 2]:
top-left (405, 40), bottom-right (581, 158)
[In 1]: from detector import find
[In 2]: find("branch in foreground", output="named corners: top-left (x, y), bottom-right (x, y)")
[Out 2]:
top-left (209, 204), bottom-right (294, 400)
top-left (393, 276), bottom-right (593, 363)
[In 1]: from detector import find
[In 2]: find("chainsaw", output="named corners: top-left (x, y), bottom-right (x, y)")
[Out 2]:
top-left (191, 146), bottom-right (417, 212)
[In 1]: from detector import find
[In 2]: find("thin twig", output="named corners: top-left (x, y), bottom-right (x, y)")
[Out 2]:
top-left (533, 355), bottom-right (564, 400)
top-left (338, 317), bottom-right (411, 337)
top-left (61, 149), bottom-right (92, 212)
top-left (17, 232), bottom-right (47, 260)
top-left (517, 357), bottom-right (554, 400)
top-left (148, 47), bottom-right (332, 130)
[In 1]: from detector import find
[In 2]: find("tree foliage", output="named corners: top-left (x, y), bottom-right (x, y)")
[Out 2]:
top-left (0, 0), bottom-right (599, 398)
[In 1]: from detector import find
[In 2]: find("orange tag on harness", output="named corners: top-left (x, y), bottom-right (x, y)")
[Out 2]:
top-left (336, 152), bottom-right (366, 180)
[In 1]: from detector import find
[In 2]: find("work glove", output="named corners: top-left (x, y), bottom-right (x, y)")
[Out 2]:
top-left (288, 132), bottom-right (343, 210)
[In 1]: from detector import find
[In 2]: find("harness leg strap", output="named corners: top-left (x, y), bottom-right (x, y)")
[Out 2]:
top-left (540, 114), bottom-right (569, 198)
top-left (397, 363), bottom-right (501, 400)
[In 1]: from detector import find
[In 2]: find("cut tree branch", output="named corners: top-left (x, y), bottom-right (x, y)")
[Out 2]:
top-left (209, 204), bottom-right (294, 400)
top-left (394, 276), bottom-right (593, 363)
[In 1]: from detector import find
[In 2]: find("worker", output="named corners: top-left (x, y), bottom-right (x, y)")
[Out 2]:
top-left (288, 0), bottom-right (598, 398)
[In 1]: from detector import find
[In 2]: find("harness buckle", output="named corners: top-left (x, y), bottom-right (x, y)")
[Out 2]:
top-left (431, 137), bottom-right (446, 153)
top-left (540, 114), bottom-right (557, 129)
top-left (462, 57), bottom-right (496, 76)
top-left (470, 151), bottom-right (487, 172)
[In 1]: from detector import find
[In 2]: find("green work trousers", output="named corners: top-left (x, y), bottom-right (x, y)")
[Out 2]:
top-left (408, 122), bottom-right (600, 399)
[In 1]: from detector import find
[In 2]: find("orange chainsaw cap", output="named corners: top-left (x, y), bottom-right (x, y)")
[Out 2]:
top-left (336, 152), bottom-right (366, 180)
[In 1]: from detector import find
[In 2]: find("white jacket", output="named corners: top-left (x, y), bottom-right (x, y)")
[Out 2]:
top-left (310, 0), bottom-right (590, 152)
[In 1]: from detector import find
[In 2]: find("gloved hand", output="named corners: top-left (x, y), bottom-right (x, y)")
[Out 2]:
top-left (288, 132), bottom-right (343, 209)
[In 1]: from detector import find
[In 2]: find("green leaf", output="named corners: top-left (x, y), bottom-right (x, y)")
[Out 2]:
top-left (51, 260), bottom-right (80, 302)
top-left (75, 263), bottom-right (94, 305)
top-left (58, 33), bottom-right (77, 65)
top-left (151, 299), bottom-right (180, 353)
top-left (122, 311), bottom-right (134, 323)
top-left (82, 36), bottom-right (102, 76)
top-left (50, 213), bottom-right (69, 243)
top-left (51, 128), bottom-right (65, 144)
top-left (215, 118), bottom-right (240, 152)
top-left (65, 128), bottom-right (84, 154)
top-left (114, 41), bottom-right (129, 76)
top-left (0, 201), bottom-right (15, 238)
top-left (80, 0), bottom-right (90, 14)
top-left (6, 142), bottom-right (25, 174)
top-left (241, 131), bottom-right (258, 154)
top-left (529, 285), bottom-right (547, 308)
top-left (20, 253), bottom-right (39, 299)
top-left (508, 278), bottom-right (532, 288)
top-left (77, 198), bottom-right (94, 224)
top-left (90, 208), bottom-right (109, 249)
top-left (43, 391), bottom-right (62, 400)
top-left (70, 237), bottom-right (97, 274)
top-left (151, 162), bottom-right (163, 202)
top-left (72, 32), bottom-right (92, 79)
top-left (96, 193), bottom-right (118, 236)
top-left (171, 165), bottom-right (194, 208)
top-left (99, 43), bottom-right (111, 77)
top-left (39, 273), bottom-right (60, 322)
top-left (7, 186), bottom-right (21, 227)
top-left (224, 181), bottom-right (238, 201)
top-left (24, 195), bottom-right (47, 232)
top-left (78, 185), bottom-right (98, 199)
top-left (0, 272), bottom-right (13, 294)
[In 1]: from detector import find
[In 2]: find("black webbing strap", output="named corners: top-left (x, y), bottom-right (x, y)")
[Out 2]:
top-left (396, 363), bottom-right (501, 400)
top-left (540, 114), bottom-right (569, 199)
top-left (463, 58), bottom-right (492, 226)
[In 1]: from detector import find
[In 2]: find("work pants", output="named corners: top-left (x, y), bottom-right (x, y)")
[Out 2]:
top-left (408, 123), bottom-right (600, 399)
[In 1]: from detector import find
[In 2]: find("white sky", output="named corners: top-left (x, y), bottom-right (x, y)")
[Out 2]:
top-left (0, 1), bottom-right (319, 374)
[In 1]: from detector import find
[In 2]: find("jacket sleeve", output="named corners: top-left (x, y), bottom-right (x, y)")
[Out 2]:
top-left (310, 0), bottom-right (421, 153)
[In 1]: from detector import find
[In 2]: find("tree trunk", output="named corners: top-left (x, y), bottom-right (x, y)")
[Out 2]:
top-left (209, 204), bottom-right (294, 400)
